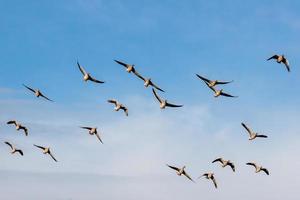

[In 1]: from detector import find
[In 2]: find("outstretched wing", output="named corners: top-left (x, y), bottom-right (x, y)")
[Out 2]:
top-left (4, 141), bottom-right (13, 150)
top-left (133, 70), bottom-right (146, 81)
top-left (241, 123), bottom-right (252, 135)
top-left (34, 144), bottom-right (45, 150)
top-left (246, 162), bottom-right (257, 169)
top-left (39, 92), bottom-right (54, 102)
top-left (267, 55), bottom-right (279, 61)
top-left (80, 127), bottom-right (92, 130)
top-left (20, 126), bottom-right (28, 136)
top-left (89, 75), bottom-right (105, 84)
top-left (212, 158), bottom-right (222, 163)
top-left (204, 81), bottom-right (217, 93)
top-left (166, 164), bottom-right (180, 172)
top-left (152, 88), bottom-right (162, 103)
top-left (120, 106), bottom-right (128, 116)
top-left (216, 80), bottom-right (233, 85)
top-left (16, 149), bottom-right (24, 156)
top-left (183, 170), bottom-right (195, 183)
top-left (49, 152), bottom-right (58, 162)
top-left (114, 60), bottom-right (128, 69)
top-left (220, 91), bottom-right (237, 98)
top-left (256, 134), bottom-right (268, 138)
top-left (95, 133), bottom-right (103, 144)
top-left (77, 62), bottom-right (87, 75)
top-left (149, 80), bottom-right (165, 92)
top-left (228, 162), bottom-right (235, 172)
top-left (282, 58), bottom-right (290, 72)
top-left (23, 84), bottom-right (36, 93)
top-left (211, 176), bottom-right (218, 188)
top-left (196, 74), bottom-right (211, 83)
top-left (166, 102), bottom-right (183, 108)
top-left (7, 120), bottom-right (17, 126)
top-left (261, 168), bottom-right (269, 175)
top-left (108, 99), bottom-right (118, 106)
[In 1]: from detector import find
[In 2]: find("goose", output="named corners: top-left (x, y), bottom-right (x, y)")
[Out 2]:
top-left (7, 120), bottom-right (28, 136)
top-left (114, 60), bottom-right (137, 74)
top-left (196, 74), bottom-right (233, 87)
top-left (4, 142), bottom-right (23, 156)
top-left (134, 73), bottom-right (165, 92)
top-left (241, 123), bottom-right (268, 140)
top-left (267, 54), bottom-right (290, 72)
top-left (80, 127), bottom-right (103, 143)
top-left (204, 82), bottom-right (237, 98)
top-left (246, 162), bottom-right (269, 175)
top-left (212, 157), bottom-right (235, 172)
top-left (166, 164), bottom-right (194, 182)
top-left (107, 99), bottom-right (128, 116)
top-left (152, 89), bottom-right (183, 109)
top-left (77, 61), bottom-right (105, 83)
top-left (23, 84), bottom-right (53, 102)
top-left (200, 172), bottom-right (218, 189)
top-left (34, 144), bottom-right (57, 162)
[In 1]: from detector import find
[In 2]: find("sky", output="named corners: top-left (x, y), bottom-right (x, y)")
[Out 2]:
top-left (0, 0), bottom-right (300, 199)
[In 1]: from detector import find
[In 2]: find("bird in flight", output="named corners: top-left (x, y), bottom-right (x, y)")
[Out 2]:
top-left (241, 123), bottom-right (268, 140)
top-left (196, 74), bottom-right (233, 87)
top-left (107, 99), bottom-right (128, 116)
top-left (134, 73), bottom-right (165, 92)
top-left (267, 54), bottom-right (290, 72)
top-left (80, 127), bottom-right (103, 143)
top-left (23, 84), bottom-right (53, 102)
top-left (114, 60), bottom-right (138, 74)
top-left (152, 89), bottom-right (183, 109)
top-left (34, 144), bottom-right (58, 162)
top-left (166, 164), bottom-right (194, 182)
top-left (77, 61), bottom-right (105, 84)
top-left (212, 157), bottom-right (235, 172)
top-left (200, 172), bottom-right (218, 189)
top-left (7, 120), bottom-right (28, 136)
top-left (246, 162), bottom-right (269, 175)
top-left (4, 142), bottom-right (24, 156)
top-left (204, 82), bottom-right (237, 98)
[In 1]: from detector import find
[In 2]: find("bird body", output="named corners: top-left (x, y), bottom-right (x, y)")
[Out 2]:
top-left (267, 54), bottom-right (290, 72)
top-left (77, 62), bottom-right (105, 83)
top-left (34, 144), bottom-right (57, 162)
top-left (108, 99), bottom-right (128, 116)
top-left (80, 127), bottom-right (103, 143)
top-left (5, 142), bottom-right (24, 156)
top-left (246, 162), bottom-right (269, 175)
top-left (7, 120), bottom-right (28, 136)
top-left (23, 84), bottom-right (53, 102)
top-left (201, 172), bottom-right (218, 188)
top-left (196, 74), bottom-right (233, 87)
top-left (152, 89), bottom-right (183, 109)
top-left (241, 123), bottom-right (268, 140)
top-left (167, 164), bottom-right (194, 182)
top-left (212, 158), bottom-right (235, 172)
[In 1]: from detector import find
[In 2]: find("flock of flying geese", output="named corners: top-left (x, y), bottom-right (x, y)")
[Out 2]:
top-left (3, 54), bottom-right (289, 189)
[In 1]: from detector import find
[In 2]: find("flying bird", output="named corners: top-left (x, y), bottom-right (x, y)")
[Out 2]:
top-left (204, 82), bottom-right (237, 98)
top-left (114, 60), bottom-right (137, 74)
top-left (166, 164), bottom-right (194, 182)
top-left (267, 54), bottom-right (290, 72)
top-left (196, 74), bottom-right (233, 87)
top-left (200, 172), bottom-right (218, 189)
top-left (152, 89), bottom-right (183, 109)
top-left (23, 84), bottom-right (53, 102)
top-left (241, 123), bottom-right (268, 140)
top-left (77, 61), bottom-right (105, 83)
top-left (246, 162), bottom-right (269, 175)
top-left (7, 120), bottom-right (28, 136)
top-left (107, 99), bottom-right (128, 116)
top-left (212, 158), bottom-right (235, 172)
top-left (80, 127), bottom-right (103, 143)
top-left (134, 73), bottom-right (165, 92)
top-left (34, 144), bottom-right (58, 162)
top-left (4, 142), bottom-right (24, 156)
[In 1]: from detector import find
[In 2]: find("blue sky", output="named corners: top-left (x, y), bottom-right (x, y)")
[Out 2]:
top-left (0, 1), bottom-right (300, 200)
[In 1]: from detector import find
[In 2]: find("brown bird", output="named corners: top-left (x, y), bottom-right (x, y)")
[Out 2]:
top-left (166, 164), bottom-right (195, 182)
top-left (267, 54), bottom-right (290, 72)
top-left (241, 123), bottom-right (268, 140)
top-left (77, 61), bottom-right (105, 83)
top-left (152, 89), bottom-right (183, 109)
top-left (23, 84), bottom-right (53, 102)
top-left (196, 74), bottom-right (233, 87)
top-left (212, 157), bottom-right (235, 172)
top-left (4, 142), bottom-right (24, 156)
top-left (114, 60), bottom-right (138, 74)
top-left (107, 99), bottom-right (128, 116)
top-left (80, 127), bottom-right (103, 143)
top-left (7, 120), bottom-right (28, 136)
top-left (204, 82), bottom-right (237, 98)
top-left (134, 73), bottom-right (165, 92)
top-left (34, 144), bottom-right (57, 162)
top-left (246, 162), bottom-right (269, 175)
top-left (200, 172), bottom-right (218, 189)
